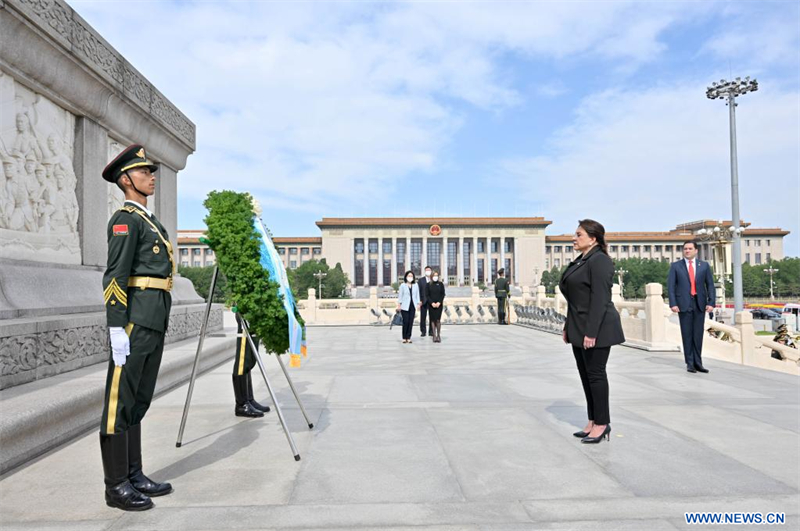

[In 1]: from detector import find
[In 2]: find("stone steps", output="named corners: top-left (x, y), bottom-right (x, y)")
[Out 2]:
top-left (0, 331), bottom-right (237, 476)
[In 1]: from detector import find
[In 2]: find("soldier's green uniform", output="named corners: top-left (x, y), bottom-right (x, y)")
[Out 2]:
top-left (100, 201), bottom-right (174, 433)
top-left (494, 270), bottom-right (510, 325)
top-left (99, 144), bottom-right (174, 512)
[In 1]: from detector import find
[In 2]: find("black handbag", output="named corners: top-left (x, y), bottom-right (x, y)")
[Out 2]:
top-left (390, 311), bottom-right (403, 329)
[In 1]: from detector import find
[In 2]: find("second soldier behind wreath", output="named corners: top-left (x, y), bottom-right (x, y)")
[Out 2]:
top-left (494, 268), bottom-right (510, 324)
top-left (232, 317), bottom-right (272, 417)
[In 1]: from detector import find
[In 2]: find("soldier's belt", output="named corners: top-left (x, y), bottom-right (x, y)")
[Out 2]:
top-left (128, 276), bottom-right (173, 292)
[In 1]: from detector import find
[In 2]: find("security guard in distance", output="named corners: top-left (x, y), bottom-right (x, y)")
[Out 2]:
top-left (494, 268), bottom-right (510, 325)
top-left (99, 145), bottom-right (174, 511)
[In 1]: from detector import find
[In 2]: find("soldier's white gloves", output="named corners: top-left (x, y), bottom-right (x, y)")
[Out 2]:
top-left (109, 327), bottom-right (130, 366)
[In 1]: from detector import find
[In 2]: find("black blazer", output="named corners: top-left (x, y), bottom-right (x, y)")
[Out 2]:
top-left (667, 259), bottom-right (716, 312)
top-left (418, 277), bottom-right (429, 304)
top-left (426, 281), bottom-right (446, 304)
top-left (559, 246), bottom-right (625, 349)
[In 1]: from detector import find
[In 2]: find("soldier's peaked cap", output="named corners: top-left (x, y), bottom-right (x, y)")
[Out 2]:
top-left (102, 144), bottom-right (158, 183)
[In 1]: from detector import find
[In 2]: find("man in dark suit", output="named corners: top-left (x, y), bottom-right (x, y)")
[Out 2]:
top-left (418, 266), bottom-right (432, 337)
top-left (668, 240), bottom-right (716, 373)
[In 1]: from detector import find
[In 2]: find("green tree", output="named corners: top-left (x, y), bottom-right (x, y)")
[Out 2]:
top-left (286, 259), bottom-right (350, 299)
top-left (540, 265), bottom-right (567, 294)
top-left (740, 257), bottom-right (800, 299)
top-left (612, 258), bottom-right (671, 299)
top-left (178, 265), bottom-right (230, 303)
top-left (204, 190), bottom-right (302, 355)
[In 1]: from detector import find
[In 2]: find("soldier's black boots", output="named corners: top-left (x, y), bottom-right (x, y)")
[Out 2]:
top-left (128, 424), bottom-right (173, 497)
top-left (100, 432), bottom-right (153, 511)
top-left (246, 372), bottom-right (271, 413)
top-left (233, 375), bottom-right (264, 417)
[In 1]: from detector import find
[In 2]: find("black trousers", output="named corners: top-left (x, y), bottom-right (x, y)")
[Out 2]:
top-left (572, 345), bottom-right (611, 425)
top-left (401, 305), bottom-right (416, 340)
top-left (419, 303), bottom-right (429, 335)
top-left (678, 302), bottom-right (706, 368)
top-left (233, 321), bottom-right (259, 376)
top-left (497, 297), bottom-right (507, 323)
top-left (101, 323), bottom-right (165, 435)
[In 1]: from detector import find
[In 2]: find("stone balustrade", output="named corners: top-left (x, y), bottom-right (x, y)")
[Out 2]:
top-left (296, 283), bottom-right (799, 375)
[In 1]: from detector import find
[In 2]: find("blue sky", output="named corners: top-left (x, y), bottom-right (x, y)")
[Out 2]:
top-left (72, 0), bottom-right (800, 255)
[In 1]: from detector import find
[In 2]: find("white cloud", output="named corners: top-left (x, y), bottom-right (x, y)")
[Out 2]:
top-left (70, 1), bottom-right (704, 209)
top-left (68, 1), bottom-right (798, 254)
top-left (495, 81), bottom-right (800, 254)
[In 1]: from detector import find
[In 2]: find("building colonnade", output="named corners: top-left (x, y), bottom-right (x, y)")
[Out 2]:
top-left (349, 236), bottom-right (516, 287)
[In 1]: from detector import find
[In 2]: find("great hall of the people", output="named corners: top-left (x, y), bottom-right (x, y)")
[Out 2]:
top-left (177, 217), bottom-right (789, 288)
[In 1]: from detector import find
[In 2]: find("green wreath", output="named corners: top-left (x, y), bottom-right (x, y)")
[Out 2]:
top-left (203, 190), bottom-right (303, 355)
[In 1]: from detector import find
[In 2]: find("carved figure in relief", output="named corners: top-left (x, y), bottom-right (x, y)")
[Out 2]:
top-left (45, 134), bottom-right (77, 190)
top-left (23, 153), bottom-right (42, 227)
top-left (53, 166), bottom-right (79, 233)
top-left (0, 156), bottom-right (13, 228)
top-left (12, 112), bottom-right (44, 163)
top-left (6, 158), bottom-right (35, 232)
top-left (34, 164), bottom-right (57, 233)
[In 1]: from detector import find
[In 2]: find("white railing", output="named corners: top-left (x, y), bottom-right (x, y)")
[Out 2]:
top-left (297, 284), bottom-right (799, 375)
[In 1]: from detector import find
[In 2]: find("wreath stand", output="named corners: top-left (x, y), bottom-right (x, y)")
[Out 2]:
top-left (175, 266), bottom-right (314, 461)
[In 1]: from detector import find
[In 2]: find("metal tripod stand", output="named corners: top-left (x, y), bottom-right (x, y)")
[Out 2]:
top-left (175, 266), bottom-right (314, 461)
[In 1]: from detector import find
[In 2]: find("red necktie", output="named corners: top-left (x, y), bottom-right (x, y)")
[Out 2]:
top-left (688, 260), bottom-right (697, 296)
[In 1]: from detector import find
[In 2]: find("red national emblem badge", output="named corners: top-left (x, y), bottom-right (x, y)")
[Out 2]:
top-left (429, 224), bottom-right (442, 236)
top-left (113, 224), bottom-right (129, 236)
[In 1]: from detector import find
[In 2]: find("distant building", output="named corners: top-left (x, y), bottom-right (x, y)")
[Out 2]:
top-left (177, 218), bottom-right (789, 287)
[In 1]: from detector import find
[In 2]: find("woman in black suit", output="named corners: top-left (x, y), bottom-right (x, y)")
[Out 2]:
top-left (426, 271), bottom-right (446, 342)
top-left (559, 219), bottom-right (625, 444)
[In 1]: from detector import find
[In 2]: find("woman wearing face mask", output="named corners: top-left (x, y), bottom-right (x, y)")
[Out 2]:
top-left (426, 271), bottom-right (446, 342)
top-left (396, 270), bottom-right (421, 344)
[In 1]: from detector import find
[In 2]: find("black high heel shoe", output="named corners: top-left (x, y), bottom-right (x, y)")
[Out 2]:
top-left (581, 425), bottom-right (611, 444)
top-left (573, 430), bottom-right (589, 438)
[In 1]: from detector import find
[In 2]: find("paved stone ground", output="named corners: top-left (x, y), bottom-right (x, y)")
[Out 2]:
top-left (1, 324), bottom-right (798, 530)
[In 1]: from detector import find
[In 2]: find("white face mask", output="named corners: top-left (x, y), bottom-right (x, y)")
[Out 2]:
top-left (406, 277), bottom-right (413, 283)
top-left (425, 271), bottom-right (431, 277)
top-left (432, 276), bottom-right (439, 282)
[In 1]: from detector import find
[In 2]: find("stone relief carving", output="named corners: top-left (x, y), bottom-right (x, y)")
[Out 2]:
top-left (0, 324), bottom-right (108, 377)
top-left (107, 139), bottom-right (126, 218)
top-left (0, 68), bottom-right (81, 263)
top-left (0, 307), bottom-right (222, 387)
top-left (12, 0), bottom-right (196, 146)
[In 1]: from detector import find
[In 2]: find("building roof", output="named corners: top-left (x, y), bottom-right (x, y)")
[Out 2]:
top-left (176, 230), bottom-right (321, 246)
top-left (546, 231), bottom-right (694, 243)
top-left (546, 227), bottom-right (790, 244)
top-left (673, 220), bottom-right (751, 231)
top-left (316, 217), bottom-right (552, 228)
top-left (742, 229), bottom-right (791, 236)
top-left (273, 237), bottom-right (322, 244)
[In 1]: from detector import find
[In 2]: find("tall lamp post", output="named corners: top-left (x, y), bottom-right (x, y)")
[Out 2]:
top-left (706, 76), bottom-right (758, 313)
top-left (763, 266), bottom-right (779, 300)
top-left (615, 268), bottom-right (628, 298)
top-left (313, 270), bottom-right (327, 299)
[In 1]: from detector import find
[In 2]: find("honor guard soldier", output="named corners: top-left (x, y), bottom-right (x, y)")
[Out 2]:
top-left (494, 268), bottom-right (510, 325)
top-left (99, 145), bottom-right (174, 511)
top-left (232, 316), bottom-right (271, 417)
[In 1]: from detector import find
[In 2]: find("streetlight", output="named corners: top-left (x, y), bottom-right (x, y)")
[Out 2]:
top-left (615, 269), bottom-right (628, 298)
top-left (763, 266), bottom-right (779, 300)
top-left (706, 76), bottom-right (758, 313)
top-left (313, 270), bottom-right (327, 299)
top-left (697, 221), bottom-right (741, 312)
